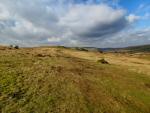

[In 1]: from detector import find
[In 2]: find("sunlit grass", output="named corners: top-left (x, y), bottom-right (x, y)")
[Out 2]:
top-left (0, 47), bottom-right (150, 113)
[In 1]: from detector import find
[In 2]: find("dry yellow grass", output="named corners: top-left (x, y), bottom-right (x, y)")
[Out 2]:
top-left (0, 46), bottom-right (150, 113)
top-left (63, 49), bottom-right (150, 75)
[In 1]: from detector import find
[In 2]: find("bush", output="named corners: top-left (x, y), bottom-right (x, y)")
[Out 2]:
top-left (14, 45), bottom-right (19, 49)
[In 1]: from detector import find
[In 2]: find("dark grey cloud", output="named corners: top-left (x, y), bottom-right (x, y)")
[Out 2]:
top-left (77, 17), bottom-right (127, 38)
top-left (0, 19), bottom-right (16, 30)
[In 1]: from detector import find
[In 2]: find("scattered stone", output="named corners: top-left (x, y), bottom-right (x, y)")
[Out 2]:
top-left (97, 58), bottom-right (109, 64)
top-left (36, 53), bottom-right (51, 57)
top-left (36, 54), bottom-right (45, 57)
top-left (145, 83), bottom-right (150, 88)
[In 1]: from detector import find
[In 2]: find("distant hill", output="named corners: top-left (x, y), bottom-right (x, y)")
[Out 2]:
top-left (70, 47), bottom-right (103, 53)
top-left (70, 44), bottom-right (150, 53)
top-left (42, 44), bottom-right (150, 52)
top-left (95, 44), bottom-right (150, 53)
top-left (1, 44), bottom-right (150, 52)
top-left (124, 44), bottom-right (150, 52)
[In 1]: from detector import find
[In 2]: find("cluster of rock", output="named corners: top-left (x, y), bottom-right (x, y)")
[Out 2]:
top-left (9, 45), bottom-right (19, 49)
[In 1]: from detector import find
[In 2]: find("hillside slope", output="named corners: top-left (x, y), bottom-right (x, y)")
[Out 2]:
top-left (0, 47), bottom-right (150, 113)
top-left (124, 44), bottom-right (150, 52)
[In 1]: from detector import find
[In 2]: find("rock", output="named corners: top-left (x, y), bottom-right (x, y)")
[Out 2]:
top-left (97, 59), bottom-right (109, 64)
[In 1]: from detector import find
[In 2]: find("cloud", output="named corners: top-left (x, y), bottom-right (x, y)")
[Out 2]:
top-left (0, 0), bottom-right (61, 45)
top-left (127, 14), bottom-right (141, 23)
top-left (98, 28), bottom-right (150, 47)
top-left (0, 0), bottom-right (146, 47)
top-left (60, 4), bottom-right (127, 39)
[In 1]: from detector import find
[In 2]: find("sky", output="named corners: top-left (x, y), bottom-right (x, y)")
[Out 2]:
top-left (0, 0), bottom-right (150, 47)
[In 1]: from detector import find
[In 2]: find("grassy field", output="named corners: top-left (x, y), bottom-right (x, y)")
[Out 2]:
top-left (0, 46), bottom-right (150, 113)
